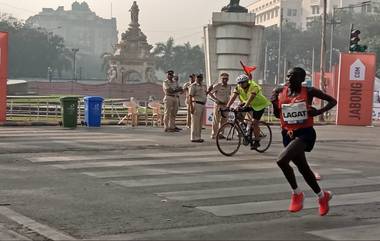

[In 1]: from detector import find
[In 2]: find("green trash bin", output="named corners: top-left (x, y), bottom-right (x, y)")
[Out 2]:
top-left (60, 97), bottom-right (79, 128)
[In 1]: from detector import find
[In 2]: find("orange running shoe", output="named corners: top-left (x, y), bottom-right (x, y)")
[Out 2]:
top-left (289, 192), bottom-right (304, 212)
top-left (318, 191), bottom-right (333, 216)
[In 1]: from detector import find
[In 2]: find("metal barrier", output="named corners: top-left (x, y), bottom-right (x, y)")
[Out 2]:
top-left (5, 96), bottom-right (186, 125)
top-left (6, 96), bottom-right (131, 122)
top-left (6, 96), bottom-right (279, 125)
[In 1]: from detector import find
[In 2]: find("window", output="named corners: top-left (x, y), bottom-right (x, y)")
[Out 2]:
top-left (361, 4), bottom-right (372, 13)
top-left (271, 10), bottom-right (274, 18)
top-left (348, 5), bottom-right (354, 13)
top-left (275, 8), bottom-right (279, 17)
top-left (287, 8), bottom-right (292, 16)
top-left (292, 9), bottom-right (297, 16)
top-left (312, 5), bottom-right (320, 15)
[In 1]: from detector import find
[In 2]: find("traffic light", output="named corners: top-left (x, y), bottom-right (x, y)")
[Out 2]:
top-left (349, 29), bottom-right (368, 52)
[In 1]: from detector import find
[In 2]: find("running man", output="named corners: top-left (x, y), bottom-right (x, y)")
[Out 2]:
top-left (226, 74), bottom-right (271, 149)
top-left (271, 67), bottom-right (337, 216)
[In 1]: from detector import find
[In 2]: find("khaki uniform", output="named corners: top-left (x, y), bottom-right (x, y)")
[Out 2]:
top-left (189, 83), bottom-right (207, 141)
top-left (163, 79), bottom-right (180, 131)
top-left (183, 81), bottom-right (193, 127)
top-left (210, 83), bottom-right (231, 138)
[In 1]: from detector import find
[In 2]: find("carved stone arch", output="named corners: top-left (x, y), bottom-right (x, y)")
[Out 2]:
top-left (126, 70), bottom-right (142, 83)
top-left (145, 67), bottom-right (156, 82)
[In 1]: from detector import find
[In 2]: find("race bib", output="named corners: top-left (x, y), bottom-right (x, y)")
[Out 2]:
top-left (282, 102), bottom-right (308, 124)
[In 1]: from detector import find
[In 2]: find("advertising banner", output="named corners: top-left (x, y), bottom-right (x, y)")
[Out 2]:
top-left (0, 32), bottom-right (8, 122)
top-left (336, 53), bottom-right (376, 126)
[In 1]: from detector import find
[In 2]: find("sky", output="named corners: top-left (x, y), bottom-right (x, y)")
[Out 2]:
top-left (0, 0), bottom-right (254, 46)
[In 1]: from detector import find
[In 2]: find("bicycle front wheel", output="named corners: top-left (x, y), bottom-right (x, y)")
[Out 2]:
top-left (255, 121), bottom-right (272, 153)
top-left (216, 122), bottom-right (241, 156)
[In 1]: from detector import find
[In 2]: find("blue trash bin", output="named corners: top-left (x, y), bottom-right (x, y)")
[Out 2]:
top-left (84, 96), bottom-right (104, 127)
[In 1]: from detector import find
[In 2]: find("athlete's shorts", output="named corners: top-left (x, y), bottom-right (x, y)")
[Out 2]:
top-left (242, 107), bottom-right (265, 121)
top-left (282, 127), bottom-right (316, 152)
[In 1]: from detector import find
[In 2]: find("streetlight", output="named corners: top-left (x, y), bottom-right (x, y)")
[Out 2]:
top-left (72, 48), bottom-right (79, 82)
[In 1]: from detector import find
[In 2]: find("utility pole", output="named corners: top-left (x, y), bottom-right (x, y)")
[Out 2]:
top-left (264, 42), bottom-right (268, 84)
top-left (277, 4), bottom-right (283, 85)
top-left (329, 8), bottom-right (336, 72)
top-left (319, 0), bottom-right (327, 121)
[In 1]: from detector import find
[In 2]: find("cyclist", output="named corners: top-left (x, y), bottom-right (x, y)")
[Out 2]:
top-left (226, 74), bottom-right (271, 149)
top-left (271, 67), bottom-right (337, 216)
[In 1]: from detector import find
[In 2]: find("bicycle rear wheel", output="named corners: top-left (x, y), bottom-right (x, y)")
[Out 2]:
top-left (254, 121), bottom-right (272, 153)
top-left (216, 122), bottom-right (241, 156)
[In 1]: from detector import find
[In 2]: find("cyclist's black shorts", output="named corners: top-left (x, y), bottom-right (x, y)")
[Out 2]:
top-left (244, 107), bottom-right (265, 120)
top-left (281, 127), bottom-right (316, 152)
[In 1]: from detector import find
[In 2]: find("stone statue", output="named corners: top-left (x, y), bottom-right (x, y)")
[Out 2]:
top-left (130, 1), bottom-right (139, 24)
top-left (107, 65), bottom-right (117, 83)
top-left (221, 0), bottom-right (248, 13)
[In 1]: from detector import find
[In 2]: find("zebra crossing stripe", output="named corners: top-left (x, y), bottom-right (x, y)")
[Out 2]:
top-left (28, 150), bottom-right (221, 163)
top-left (82, 162), bottom-right (286, 178)
top-left (197, 190), bottom-right (380, 217)
top-left (50, 156), bottom-right (275, 170)
top-left (157, 176), bottom-right (380, 201)
top-left (308, 223), bottom-right (380, 240)
top-left (113, 168), bottom-right (359, 187)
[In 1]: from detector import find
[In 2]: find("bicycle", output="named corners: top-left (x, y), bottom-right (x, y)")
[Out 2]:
top-left (216, 108), bottom-right (272, 156)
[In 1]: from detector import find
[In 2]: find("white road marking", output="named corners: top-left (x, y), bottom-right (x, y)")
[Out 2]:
top-left (0, 207), bottom-right (75, 240)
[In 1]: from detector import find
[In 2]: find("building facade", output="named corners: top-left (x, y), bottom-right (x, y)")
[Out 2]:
top-left (247, 0), bottom-right (380, 30)
top-left (26, 1), bottom-right (118, 79)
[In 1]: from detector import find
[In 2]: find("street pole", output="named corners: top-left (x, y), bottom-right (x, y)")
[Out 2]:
top-left (312, 48), bottom-right (315, 86)
top-left (47, 67), bottom-right (52, 83)
top-left (72, 48), bottom-right (79, 82)
top-left (283, 55), bottom-right (287, 85)
top-left (329, 8), bottom-right (335, 72)
top-left (277, 5), bottom-right (283, 85)
top-left (319, 0), bottom-right (327, 121)
top-left (264, 41), bottom-right (268, 84)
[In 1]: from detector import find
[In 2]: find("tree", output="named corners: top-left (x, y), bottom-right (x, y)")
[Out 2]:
top-left (263, 11), bottom-right (380, 83)
top-left (0, 14), bottom-right (71, 79)
top-left (153, 38), bottom-right (205, 81)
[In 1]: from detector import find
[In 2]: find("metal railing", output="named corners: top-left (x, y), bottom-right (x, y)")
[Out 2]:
top-left (6, 96), bottom-right (132, 122)
top-left (6, 96), bottom-right (278, 125)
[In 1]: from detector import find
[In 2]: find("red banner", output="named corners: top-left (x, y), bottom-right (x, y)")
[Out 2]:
top-left (0, 32), bottom-right (8, 122)
top-left (336, 52), bottom-right (376, 126)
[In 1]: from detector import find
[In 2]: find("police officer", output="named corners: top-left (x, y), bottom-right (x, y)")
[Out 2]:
top-left (189, 74), bottom-right (207, 143)
top-left (183, 74), bottom-right (196, 128)
top-left (209, 73), bottom-right (231, 139)
top-left (163, 70), bottom-right (182, 132)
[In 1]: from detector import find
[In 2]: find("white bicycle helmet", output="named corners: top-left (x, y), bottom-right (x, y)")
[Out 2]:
top-left (236, 74), bottom-right (249, 84)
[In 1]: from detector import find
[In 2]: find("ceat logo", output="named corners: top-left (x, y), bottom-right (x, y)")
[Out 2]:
top-left (350, 59), bottom-right (366, 81)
